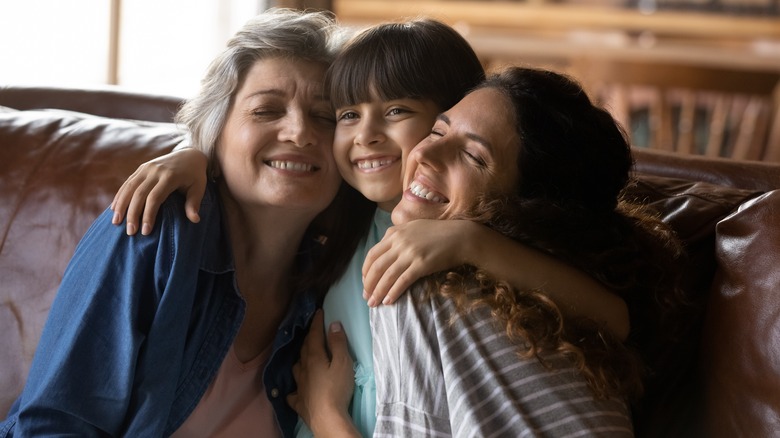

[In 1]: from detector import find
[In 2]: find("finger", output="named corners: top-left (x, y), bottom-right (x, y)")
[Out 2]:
top-left (184, 180), bottom-right (206, 224)
top-left (124, 177), bottom-right (159, 235)
top-left (363, 250), bottom-right (396, 305)
top-left (382, 266), bottom-right (426, 305)
top-left (362, 226), bottom-right (396, 276)
top-left (138, 170), bottom-right (188, 235)
top-left (368, 258), bottom-right (411, 307)
top-left (303, 310), bottom-right (326, 354)
top-left (362, 239), bottom-right (387, 281)
top-left (291, 361), bottom-right (302, 380)
top-left (326, 321), bottom-right (350, 363)
top-left (111, 172), bottom-right (143, 225)
top-left (286, 392), bottom-right (299, 412)
top-left (139, 183), bottom-right (169, 235)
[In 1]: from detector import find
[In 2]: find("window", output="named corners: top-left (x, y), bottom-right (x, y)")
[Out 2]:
top-left (0, 0), bottom-right (269, 98)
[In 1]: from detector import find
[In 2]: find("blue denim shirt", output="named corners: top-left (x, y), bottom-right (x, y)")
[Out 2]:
top-left (0, 182), bottom-right (317, 437)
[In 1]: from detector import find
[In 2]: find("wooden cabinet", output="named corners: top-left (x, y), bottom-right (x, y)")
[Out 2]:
top-left (333, 0), bottom-right (780, 73)
top-left (333, 0), bottom-right (780, 160)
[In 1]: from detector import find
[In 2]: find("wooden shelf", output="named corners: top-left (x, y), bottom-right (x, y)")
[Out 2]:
top-left (333, 0), bottom-right (780, 40)
top-left (333, 0), bottom-right (780, 73)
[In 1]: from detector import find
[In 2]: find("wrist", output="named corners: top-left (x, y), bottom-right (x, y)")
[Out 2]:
top-left (309, 405), bottom-right (359, 438)
top-left (462, 220), bottom-right (490, 267)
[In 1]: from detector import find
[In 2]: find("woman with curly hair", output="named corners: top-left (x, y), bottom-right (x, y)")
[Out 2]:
top-left (299, 66), bottom-right (685, 436)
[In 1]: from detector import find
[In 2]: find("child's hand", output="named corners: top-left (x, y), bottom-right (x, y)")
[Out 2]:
top-left (287, 310), bottom-right (358, 437)
top-left (111, 146), bottom-right (208, 235)
top-left (362, 219), bottom-right (478, 306)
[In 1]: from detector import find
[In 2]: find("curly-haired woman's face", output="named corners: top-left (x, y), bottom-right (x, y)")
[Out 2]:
top-left (392, 87), bottom-right (520, 225)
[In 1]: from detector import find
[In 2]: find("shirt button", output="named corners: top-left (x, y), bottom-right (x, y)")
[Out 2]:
top-left (271, 388), bottom-right (280, 398)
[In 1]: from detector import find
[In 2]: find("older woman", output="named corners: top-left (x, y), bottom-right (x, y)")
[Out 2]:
top-left (298, 67), bottom-right (685, 436)
top-left (0, 9), bottom-right (351, 437)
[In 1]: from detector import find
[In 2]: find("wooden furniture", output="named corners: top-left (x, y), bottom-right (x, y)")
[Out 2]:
top-left (333, 0), bottom-right (780, 161)
top-left (573, 59), bottom-right (780, 160)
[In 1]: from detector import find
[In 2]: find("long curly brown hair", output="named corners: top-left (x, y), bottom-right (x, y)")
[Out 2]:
top-left (421, 67), bottom-right (687, 401)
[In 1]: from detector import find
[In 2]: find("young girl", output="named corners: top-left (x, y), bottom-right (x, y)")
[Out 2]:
top-left (111, 19), bottom-right (629, 437)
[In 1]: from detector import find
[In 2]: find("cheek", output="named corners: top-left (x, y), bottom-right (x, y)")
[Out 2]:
top-left (332, 140), bottom-right (353, 177)
top-left (401, 124), bottom-right (433, 154)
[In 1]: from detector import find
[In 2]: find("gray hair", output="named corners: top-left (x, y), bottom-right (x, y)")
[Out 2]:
top-left (175, 8), bottom-right (343, 176)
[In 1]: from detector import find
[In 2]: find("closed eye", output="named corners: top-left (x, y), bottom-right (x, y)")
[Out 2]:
top-left (251, 109), bottom-right (283, 119)
top-left (463, 150), bottom-right (487, 167)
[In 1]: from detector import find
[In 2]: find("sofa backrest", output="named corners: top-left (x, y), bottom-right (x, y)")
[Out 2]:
top-left (0, 85), bottom-right (183, 123)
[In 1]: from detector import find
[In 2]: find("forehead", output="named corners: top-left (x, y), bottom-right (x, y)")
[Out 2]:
top-left (445, 88), bottom-right (517, 151)
top-left (238, 57), bottom-right (328, 98)
top-left (448, 88), bottom-right (512, 124)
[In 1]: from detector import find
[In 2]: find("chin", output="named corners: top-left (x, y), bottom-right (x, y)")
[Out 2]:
top-left (391, 205), bottom-right (432, 225)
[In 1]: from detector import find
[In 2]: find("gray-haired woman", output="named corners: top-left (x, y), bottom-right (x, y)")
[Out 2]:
top-left (0, 9), bottom-right (352, 437)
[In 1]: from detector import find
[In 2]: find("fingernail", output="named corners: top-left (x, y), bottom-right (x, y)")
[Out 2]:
top-left (141, 223), bottom-right (151, 235)
top-left (126, 223), bottom-right (137, 235)
top-left (367, 298), bottom-right (376, 308)
top-left (330, 321), bottom-right (343, 333)
top-left (112, 212), bottom-right (120, 225)
top-left (362, 290), bottom-right (369, 300)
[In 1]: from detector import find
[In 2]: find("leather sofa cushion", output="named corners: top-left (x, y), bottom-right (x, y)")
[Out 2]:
top-left (702, 189), bottom-right (780, 438)
top-left (623, 175), bottom-right (763, 437)
top-left (0, 107), bottom-right (182, 415)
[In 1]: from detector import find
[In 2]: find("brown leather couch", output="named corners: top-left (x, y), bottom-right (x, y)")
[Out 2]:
top-left (1, 85), bottom-right (779, 437)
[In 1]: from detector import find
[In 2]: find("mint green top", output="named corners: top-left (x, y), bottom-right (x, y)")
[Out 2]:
top-left (295, 208), bottom-right (392, 437)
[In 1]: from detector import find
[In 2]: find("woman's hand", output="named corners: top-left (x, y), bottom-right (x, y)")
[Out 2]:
top-left (362, 219), bottom-right (475, 306)
top-left (287, 310), bottom-right (359, 438)
top-left (111, 146), bottom-right (208, 235)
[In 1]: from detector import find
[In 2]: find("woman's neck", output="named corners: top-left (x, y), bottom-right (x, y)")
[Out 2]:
top-left (218, 185), bottom-right (315, 301)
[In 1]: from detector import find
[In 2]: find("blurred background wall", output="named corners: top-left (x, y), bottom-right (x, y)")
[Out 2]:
top-left (1, 0), bottom-right (778, 159)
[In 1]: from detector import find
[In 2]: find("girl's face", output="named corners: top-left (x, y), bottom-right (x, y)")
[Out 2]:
top-left (392, 87), bottom-right (521, 225)
top-left (217, 57), bottom-right (340, 216)
top-left (333, 96), bottom-right (440, 211)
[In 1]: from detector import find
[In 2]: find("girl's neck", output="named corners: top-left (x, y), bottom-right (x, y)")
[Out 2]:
top-left (377, 194), bottom-right (401, 213)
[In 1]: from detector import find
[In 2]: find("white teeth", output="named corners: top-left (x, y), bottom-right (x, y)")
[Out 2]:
top-left (409, 181), bottom-right (446, 203)
top-left (268, 161), bottom-right (314, 172)
top-left (357, 159), bottom-right (394, 169)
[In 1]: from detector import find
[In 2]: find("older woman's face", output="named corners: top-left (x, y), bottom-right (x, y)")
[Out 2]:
top-left (392, 87), bottom-right (520, 225)
top-left (217, 57), bottom-right (340, 215)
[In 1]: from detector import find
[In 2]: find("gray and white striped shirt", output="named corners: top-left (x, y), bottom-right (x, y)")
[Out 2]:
top-left (371, 285), bottom-right (634, 437)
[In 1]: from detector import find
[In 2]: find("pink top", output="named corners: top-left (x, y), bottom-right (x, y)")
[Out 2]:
top-left (171, 344), bottom-right (281, 437)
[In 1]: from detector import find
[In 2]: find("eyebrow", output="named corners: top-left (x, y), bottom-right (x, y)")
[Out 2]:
top-left (437, 114), bottom-right (493, 151)
top-left (244, 89), bottom-right (330, 102)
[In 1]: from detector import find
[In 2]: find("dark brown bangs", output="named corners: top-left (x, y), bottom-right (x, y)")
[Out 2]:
top-left (326, 36), bottom-right (428, 109)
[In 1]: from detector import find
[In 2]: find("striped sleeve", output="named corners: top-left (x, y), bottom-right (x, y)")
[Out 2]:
top-left (370, 285), bottom-right (634, 437)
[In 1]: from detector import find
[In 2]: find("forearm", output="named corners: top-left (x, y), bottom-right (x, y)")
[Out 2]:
top-left (466, 225), bottom-right (630, 340)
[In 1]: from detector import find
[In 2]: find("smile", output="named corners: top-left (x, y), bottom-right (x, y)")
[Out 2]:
top-left (409, 181), bottom-right (447, 203)
top-left (266, 160), bottom-right (316, 172)
top-left (355, 157), bottom-right (397, 170)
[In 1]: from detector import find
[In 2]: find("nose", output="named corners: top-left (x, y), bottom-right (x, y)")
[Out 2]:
top-left (279, 109), bottom-right (318, 148)
top-left (354, 115), bottom-right (386, 147)
top-left (410, 136), bottom-right (448, 171)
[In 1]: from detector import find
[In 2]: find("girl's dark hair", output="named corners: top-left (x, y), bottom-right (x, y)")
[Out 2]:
top-left (310, 19), bottom-right (487, 299)
top-left (430, 67), bottom-right (686, 401)
top-left (325, 18), bottom-right (486, 111)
